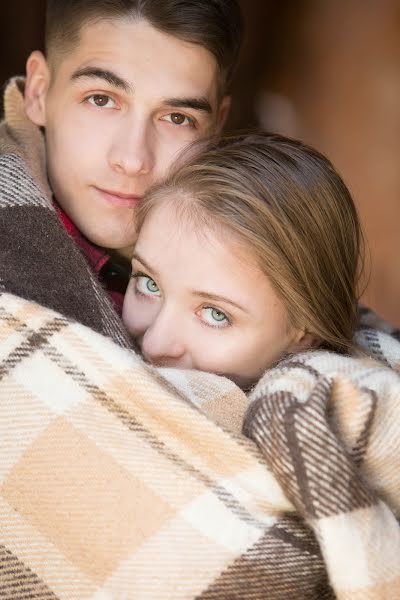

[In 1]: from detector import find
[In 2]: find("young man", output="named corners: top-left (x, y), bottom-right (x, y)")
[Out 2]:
top-left (2, 0), bottom-right (243, 316)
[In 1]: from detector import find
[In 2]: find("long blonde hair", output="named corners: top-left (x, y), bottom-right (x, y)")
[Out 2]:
top-left (136, 132), bottom-right (363, 353)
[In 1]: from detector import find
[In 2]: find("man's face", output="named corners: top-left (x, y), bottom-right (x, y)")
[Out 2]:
top-left (24, 19), bottom-right (228, 254)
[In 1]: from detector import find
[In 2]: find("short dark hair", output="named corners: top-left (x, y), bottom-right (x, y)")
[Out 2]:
top-left (45, 0), bottom-right (243, 92)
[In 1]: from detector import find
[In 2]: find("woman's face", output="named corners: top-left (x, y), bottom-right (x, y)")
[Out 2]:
top-left (123, 201), bottom-right (304, 389)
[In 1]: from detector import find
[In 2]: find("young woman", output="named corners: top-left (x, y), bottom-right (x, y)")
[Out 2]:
top-left (123, 134), bottom-right (400, 600)
top-left (122, 132), bottom-right (363, 389)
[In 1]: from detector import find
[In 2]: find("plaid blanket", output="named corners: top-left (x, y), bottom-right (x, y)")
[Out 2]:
top-left (1, 77), bottom-right (400, 599)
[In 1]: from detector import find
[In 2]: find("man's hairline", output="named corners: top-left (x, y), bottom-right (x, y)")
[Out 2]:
top-left (46, 14), bottom-right (228, 98)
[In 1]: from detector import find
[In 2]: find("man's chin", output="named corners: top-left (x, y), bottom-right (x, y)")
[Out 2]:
top-left (116, 244), bottom-right (136, 259)
top-left (81, 224), bottom-right (136, 254)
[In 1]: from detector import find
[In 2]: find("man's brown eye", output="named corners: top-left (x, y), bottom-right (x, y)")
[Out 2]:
top-left (170, 113), bottom-right (186, 125)
top-left (92, 95), bottom-right (110, 107)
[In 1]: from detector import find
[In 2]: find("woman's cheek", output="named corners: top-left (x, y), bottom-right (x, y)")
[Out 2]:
top-left (193, 328), bottom-right (232, 373)
top-left (122, 292), bottom-right (155, 337)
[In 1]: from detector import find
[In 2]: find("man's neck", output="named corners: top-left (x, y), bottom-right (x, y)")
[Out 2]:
top-left (116, 244), bottom-right (135, 261)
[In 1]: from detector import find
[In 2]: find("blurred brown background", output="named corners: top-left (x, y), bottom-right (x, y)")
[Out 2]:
top-left (1, 0), bottom-right (399, 326)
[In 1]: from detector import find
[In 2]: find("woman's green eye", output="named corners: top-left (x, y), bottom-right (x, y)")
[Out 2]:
top-left (201, 306), bottom-right (229, 328)
top-left (211, 309), bottom-right (226, 322)
top-left (134, 274), bottom-right (161, 297)
top-left (146, 278), bottom-right (159, 293)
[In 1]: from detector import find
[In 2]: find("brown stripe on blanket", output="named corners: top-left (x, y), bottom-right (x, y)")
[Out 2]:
top-left (358, 328), bottom-right (392, 367)
top-left (197, 516), bottom-right (335, 600)
top-left (0, 307), bottom-right (28, 334)
top-left (274, 358), bottom-right (321, 379)
top-left (245, 379), bottom-right (377, 519)
top-left (0, 314), bottom-right (68, 380)
top-left (0, 154), bottom-right (49, 208)
top-left (149, 363), bottom-right (200, 403)
top-left (0, 544), bottom-right (59, 599)
top-left (351, 388), bottom-right (378, 466)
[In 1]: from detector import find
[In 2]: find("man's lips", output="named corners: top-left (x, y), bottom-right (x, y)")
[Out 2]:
top-left (94, 187), bottom-right (142, 208)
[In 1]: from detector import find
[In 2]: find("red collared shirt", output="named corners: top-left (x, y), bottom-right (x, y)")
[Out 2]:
top-left (54, 202), bottom-right (129, 315)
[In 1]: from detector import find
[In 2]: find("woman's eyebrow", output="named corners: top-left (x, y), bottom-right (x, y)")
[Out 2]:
top-left (191, 290), bottom-right (248, 313)
top-left (132, 252), bottom-right (159, 276)
top-left (71, 66), bottom-right (133, 94)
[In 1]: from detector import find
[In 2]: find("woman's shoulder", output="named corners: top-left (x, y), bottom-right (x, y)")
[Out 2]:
top-left (249, 327), bottom-right (400, 405)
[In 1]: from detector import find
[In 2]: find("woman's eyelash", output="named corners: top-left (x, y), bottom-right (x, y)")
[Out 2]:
top-left (199, 306), bottom-right (232, 329)
top-left (131, 270), bottom-right (147, 279)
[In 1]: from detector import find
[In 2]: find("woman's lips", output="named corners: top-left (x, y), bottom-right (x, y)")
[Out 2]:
top-left (95, 187), bottom-right (142, 208)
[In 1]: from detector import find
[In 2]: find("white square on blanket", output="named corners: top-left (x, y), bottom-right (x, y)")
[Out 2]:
top-left (317, 502), bottom-right (400, 589)
top-left (13, 353), bottom-right (88, 415)
top-left (181, 489), bottom-right (263, 554)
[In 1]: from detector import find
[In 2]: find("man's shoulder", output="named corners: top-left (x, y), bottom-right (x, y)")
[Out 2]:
top-left (0, 76), bottom-right (51, 198)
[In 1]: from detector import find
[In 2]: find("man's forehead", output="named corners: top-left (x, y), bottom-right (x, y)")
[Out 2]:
top-left (59, 18), bottom-right (220, 102)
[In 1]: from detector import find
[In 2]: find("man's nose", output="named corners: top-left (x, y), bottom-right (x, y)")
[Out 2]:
top-left (109, 116), bottom-right (154, 177)
top-left (141, 306), bottom-right (187, 367)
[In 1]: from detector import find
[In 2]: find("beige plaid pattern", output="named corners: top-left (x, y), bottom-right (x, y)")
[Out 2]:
top-left (1, 293), bottom-right (400, 599)
top-left (246, 345), bottom-right (400, 600)
top-left (0, 292), bottom-right (329, 599)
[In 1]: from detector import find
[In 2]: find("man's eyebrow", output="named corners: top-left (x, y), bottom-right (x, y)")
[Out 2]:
top-left (192, 291), bottom-right (248, 313)
top-left (162, 97), bottom-right (213, 114)
top-left (132, 252), bottom-right (159, 277)
top-left (71, 67), bottom-right (133, 93)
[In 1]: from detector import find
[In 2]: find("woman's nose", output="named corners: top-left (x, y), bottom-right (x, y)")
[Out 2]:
top-left (140, 307), bottom-right (187, 367)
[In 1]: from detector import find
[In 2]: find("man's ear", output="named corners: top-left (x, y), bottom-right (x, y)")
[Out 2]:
top-left (215, 95), bottom-right (231, 133)
top-left (24, 51), bottom-right (50, 127)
